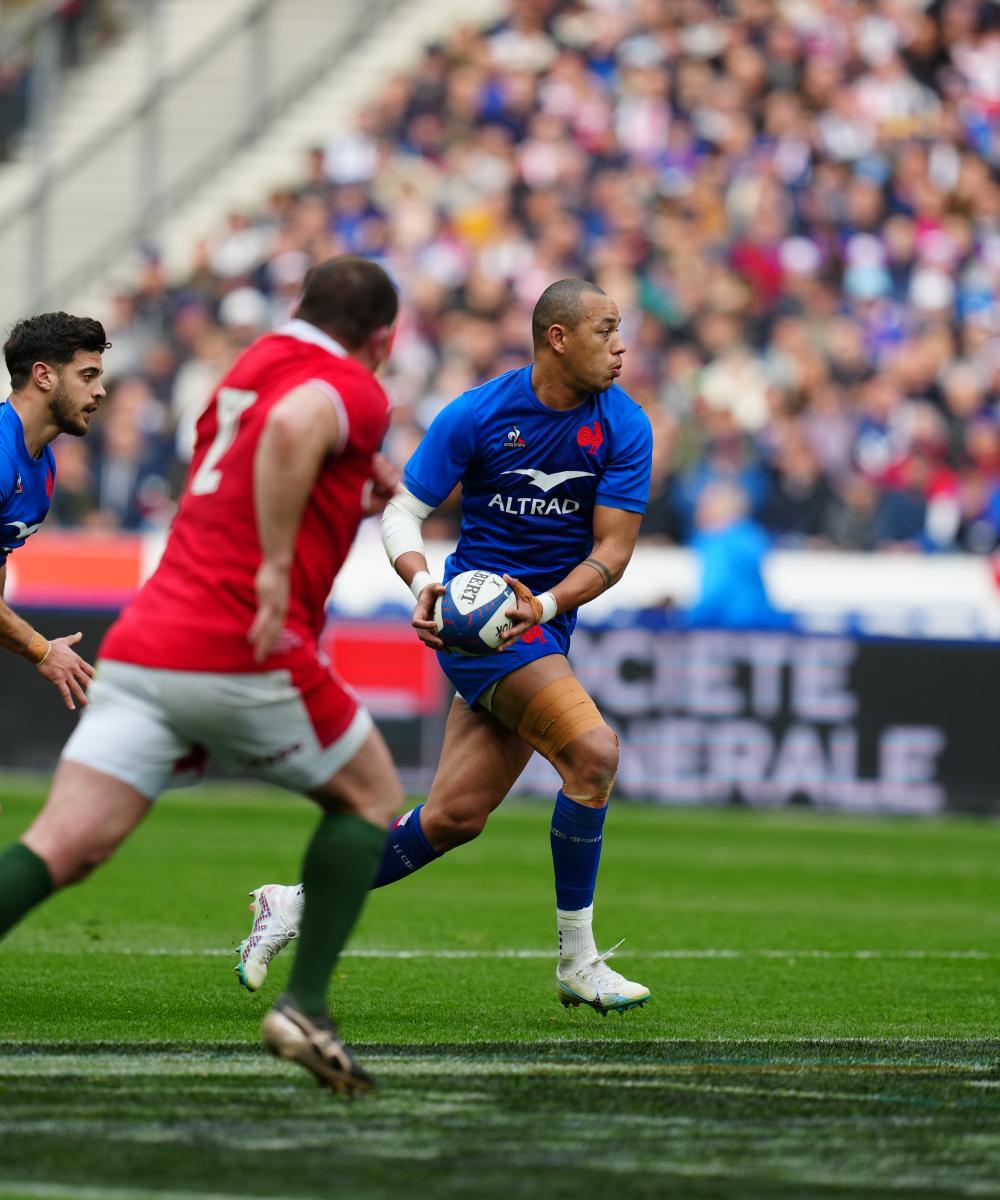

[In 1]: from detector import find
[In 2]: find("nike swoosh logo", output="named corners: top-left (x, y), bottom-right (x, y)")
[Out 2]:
top-left (502, 469), bottom-right (594, 494)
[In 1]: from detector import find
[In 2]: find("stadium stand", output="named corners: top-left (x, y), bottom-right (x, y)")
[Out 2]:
top-left (0, 0), bottom-right (421, 334)
top-left (20, 0), bottom-right (1000, 553)
top-left (0, 1), bottom-right (124, 163)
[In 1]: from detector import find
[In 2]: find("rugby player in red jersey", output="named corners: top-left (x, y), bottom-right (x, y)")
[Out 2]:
top-left (0, 256), bottom-right (402, 1097)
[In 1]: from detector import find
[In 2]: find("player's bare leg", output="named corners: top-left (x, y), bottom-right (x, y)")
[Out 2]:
top-left (21, 761), bottom-right (153, 886)
top-left (417, 695), bottom-right (535, 849)
top-left (259, 725), bottom-right (400, 1098)
top-left (0, 761), bottom-right (152, 940)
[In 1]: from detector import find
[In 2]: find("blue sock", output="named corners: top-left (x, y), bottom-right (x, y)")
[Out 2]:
top-left (550, 790), bottom-right (608, 910)
top-left (371, 803), bottom-right (441, 889)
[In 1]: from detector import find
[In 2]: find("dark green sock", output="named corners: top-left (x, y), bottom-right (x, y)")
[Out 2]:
top-left (287, 812), bottom-right (384, 1016)
top-left (0, 842), bottom-right (54, 938)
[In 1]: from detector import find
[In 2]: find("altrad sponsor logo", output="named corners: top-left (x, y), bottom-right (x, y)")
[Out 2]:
top-left (488, 494), bottom-right (581, 516)
top-left (489, 467), bottom-right (592, 517)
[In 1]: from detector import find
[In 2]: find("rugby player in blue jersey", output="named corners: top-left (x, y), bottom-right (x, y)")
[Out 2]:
top-left (238, 279), bottom-right (653, 1014)
top-left (0, 313), bottom-right (109, 709)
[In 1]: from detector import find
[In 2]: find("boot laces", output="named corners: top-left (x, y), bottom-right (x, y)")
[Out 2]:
top-left (575, 939), bottom-right (628, 986)
top-left (244, 899), bottom-right (299, 965)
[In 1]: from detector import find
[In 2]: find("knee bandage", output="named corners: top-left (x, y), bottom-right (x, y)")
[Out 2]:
top-left (516, 677), bottom-right (607, 763)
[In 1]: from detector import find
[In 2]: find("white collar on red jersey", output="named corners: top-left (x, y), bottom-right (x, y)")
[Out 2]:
top-left (278, 319), bottom-right (348, 359)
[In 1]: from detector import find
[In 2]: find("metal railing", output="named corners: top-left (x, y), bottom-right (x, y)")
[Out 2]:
top-left (0, 0), bottom-right (397, 329)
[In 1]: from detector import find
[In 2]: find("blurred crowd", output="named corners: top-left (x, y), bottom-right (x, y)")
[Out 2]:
top-left (0, 1), bottom-right (124, 159)
top-left (47, 0), bottom-right (1000, 554)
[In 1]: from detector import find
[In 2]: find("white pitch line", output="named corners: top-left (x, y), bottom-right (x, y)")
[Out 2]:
top-left (20, 947), bottom-right (1000, 960)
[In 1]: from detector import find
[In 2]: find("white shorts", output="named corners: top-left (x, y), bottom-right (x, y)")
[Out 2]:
top-left (62, 659), bottom-right (374, 800)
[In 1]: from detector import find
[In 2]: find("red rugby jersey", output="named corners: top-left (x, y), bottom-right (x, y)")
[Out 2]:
top-left (100, 320), bottom-right (390, 672)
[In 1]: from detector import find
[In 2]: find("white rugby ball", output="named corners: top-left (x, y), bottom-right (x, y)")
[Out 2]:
top-left (434, 570), bottom-right (515, 655)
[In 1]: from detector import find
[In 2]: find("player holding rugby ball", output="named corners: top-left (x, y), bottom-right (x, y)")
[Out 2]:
top-left (240, 278), bottom-right (654, 1016)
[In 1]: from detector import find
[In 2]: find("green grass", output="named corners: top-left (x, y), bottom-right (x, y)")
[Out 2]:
top-left (1, 777), bottom-right (999, 1199)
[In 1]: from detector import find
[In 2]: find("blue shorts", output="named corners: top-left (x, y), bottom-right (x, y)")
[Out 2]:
top-left (437, 615), bottom-right (573, 709)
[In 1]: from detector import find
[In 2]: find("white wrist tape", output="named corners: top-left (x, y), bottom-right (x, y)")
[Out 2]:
top-left (380, 486), bottom-right (434, 567)
top-left (537, 591), bottom-right (558, 624)
top-left (410, 570), bottom-right (433, 600)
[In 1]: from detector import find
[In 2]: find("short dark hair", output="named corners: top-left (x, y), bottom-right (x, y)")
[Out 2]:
top-left (4, 311), bottom-right (110, 390)
top-left (531, 279), bottom-right (606, 349)
top-left (295, 256), bottom-right (398, 349)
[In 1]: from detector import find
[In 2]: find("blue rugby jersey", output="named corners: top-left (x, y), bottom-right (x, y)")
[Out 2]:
top-left (0, 401), bottom-right (56, 569)
top-left (404, 365), bottom-right (653, 602)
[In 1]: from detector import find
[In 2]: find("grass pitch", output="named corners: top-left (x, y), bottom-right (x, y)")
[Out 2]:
top-left (1, 777), bottom-right (998, 1199)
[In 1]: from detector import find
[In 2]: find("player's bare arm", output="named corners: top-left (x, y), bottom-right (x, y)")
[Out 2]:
top-left (249, 384), bottom-right (343, 662)
top-left (0, 565), bottom-right (94, 710)
top-left (501, 505), bottom-right (643, 644)
top-left (380, 487), bottom-right (446, 651)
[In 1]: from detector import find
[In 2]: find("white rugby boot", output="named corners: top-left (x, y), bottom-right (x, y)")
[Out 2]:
top-left (556, 940), bottom-right (651, 1015)
top-left (235, 883), bottom-right (304, 992)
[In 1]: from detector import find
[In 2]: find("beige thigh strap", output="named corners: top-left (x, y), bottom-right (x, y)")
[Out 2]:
top-left (516, 677), bottom-right (606, 762)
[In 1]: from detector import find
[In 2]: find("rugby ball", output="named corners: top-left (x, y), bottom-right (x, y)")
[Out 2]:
top-left (434, 570), bottom-right (515, 656)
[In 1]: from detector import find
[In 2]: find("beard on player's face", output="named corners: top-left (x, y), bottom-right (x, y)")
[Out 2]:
top-left (48, 377), bottom-right (90, 437)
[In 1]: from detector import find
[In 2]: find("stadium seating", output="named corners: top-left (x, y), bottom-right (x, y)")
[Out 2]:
top-left (12, 0), bottom-right (1000, 557)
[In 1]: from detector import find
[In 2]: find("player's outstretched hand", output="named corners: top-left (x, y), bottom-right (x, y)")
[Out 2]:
top-left (501, 575), bottom-right (543, 646)
top-left (412, 580), bottom-right (446, 651)
top-left (362, 453), bottom-right (401, 516)
top-left (35, 632), bottom-right (95, 711)
top-left (250, 560), bottom-right (290, 663)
